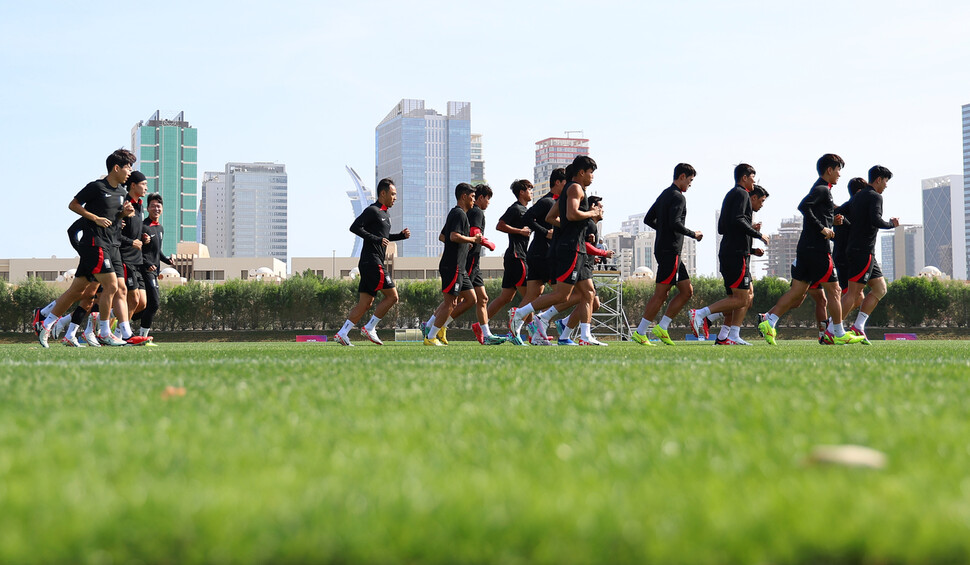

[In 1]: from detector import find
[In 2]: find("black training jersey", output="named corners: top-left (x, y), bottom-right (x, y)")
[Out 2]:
top-left (350, 202), bottom-right (406, 266)
top-left (439, 206), bottom-right (471, 269)
top-left (119, 196), bottom-right (145, 265)
top-left (846, 186), bottom-right (894, 253)
top-left (142, 218), bottom-right (172, 270)
top-left (796, 179), bottom-right (836, 253)
top-left (74, 178), bottom-right (128, 249)
top-left (500, 202), bottom-right (530, 259)
top-left (67, 218), bottom-right (85, 253)
top-left (644, 184), bottom-right (696, 254)
top-left (557, 183), bottom-right (590, 255)
top-left (524, 193), bottom-right (556, 260)
top-left (832, 197), bottom-right (853, 263)
top-left (717, 185), bottom-right (761, 255)
top-left (466, 205), bottom-right (486, 260)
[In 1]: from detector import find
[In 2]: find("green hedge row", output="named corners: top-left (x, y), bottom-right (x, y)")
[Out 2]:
top-left (1, 273), bottom-right (968, 332)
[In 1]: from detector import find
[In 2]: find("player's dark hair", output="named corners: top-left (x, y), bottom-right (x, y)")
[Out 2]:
top-left (125, 170), bottom-right (147, 188)
top-left (673, 163), bottom-right (696, 180)
top-left (550, 167), bottom-right (567, 186)
top-left (588, 195), bottom-right (603, 207)
top-left (868, 165), bottom-right (893, 183)
top-left (510, 179), bottom-right (533, 197)
top-left (565, 155), bottom-right (597, 181)
top-left (751, 185), bottom-right (769, 198)
top-left (376, 178), bottom-right (395, 195)
top-left (847, 177), bottom-right (866, 196)
top-left (733, 163), bottom-right (756, 183)
top-left (106, 148), bottom-right (136, 173)
top-left (475, 183), bottom-right (493, 199)
top-left (816, 153), bottom-right (845, 176)
top-left (147, 193), bottom-right (163, 205)
top-left (455, 182), bottom-right (475, 200)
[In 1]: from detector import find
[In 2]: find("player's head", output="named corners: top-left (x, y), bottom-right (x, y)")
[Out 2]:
top-left (126, 171), bottom-right (148, 197)
top-left (550, 168), bottom-right (567, 195)
top-left (734, 163), bottom-right (756, 189)
top-left (510, 179), bottom-right (533, 202)
top-left (750, 184), bottom-right (769, 212)
top-left (474, 183), bottom-right (493, 209)
top-left (565, 155), bottom-right (597, 187)
top-left (588, 195), bottom-right (603, 211)
top-left (868, 165), bottom-right (892, 191)
top-left (106, 148), bottom-right (136, 182)
top-left (673, 163), bottom-right (696, 191)
top-left (376, 177), bottom-right (397, 207)
top-left (847, 177), bottom-right (866, 196)
top-left (147, 193), bottom-right (163, 220)
top-left (816, 154), bottom-right (844, 184)
top-left (455, 182), bottom-right (475, 207)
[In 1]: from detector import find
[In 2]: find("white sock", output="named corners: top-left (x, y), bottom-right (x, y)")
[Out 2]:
top-left (114, 328), bottom-right (122, 339)
top-left (444, 316), bottom-right (453, 328)
top-left (85, 313), bottom-right (98, 334)
top-left (539, 306), bottom-right (558, 323)
top-left (429, 325), bottom-right (442, 340)
top-left (829, 320), bottom-right (845, 337)
top-left (99, 320), bottom-right (111, 336)
top-left (515, 304), bottom-right (534, 319)
top-left (426, 315), bottom-right (436, 329)
top-left (41, 300), bottom-right (56, 317)
top-left (139, 327), bottom-right (150, 337)
top-left (56, 316), bottom-right (71, 333)
top-left (767, 313), bottom-right (780, 327)
top-left (717, 325), bottom-right (730, 340)
top-left (636, 317), bottom-right (651, 335)
top-left (43, 313), bottom-right (58, 329)
top-left (481, 323), bottom-right (492, 338)
top-left (697, 306), bottom-right (711, 319)
top-left (580, 322), bottom-right (592, 341)
top-left (560, 324), bottom-right (574, 341)
top-left (119, 321), bottom-right (133, 339)
top-left (706, 311), bottom-right (724, 323)
top-left (338, 319), bottom-right (354, 337)
top-left (659, 316), bottom-right (672, 330)
top-left (728, 326), bottom-right (741, 342)
top-left (364, 315), bottom-right (380, 332)
top-left (854, 312), bottom-right (869, 332)
top-left (67, 323), bottom-right (79, 339)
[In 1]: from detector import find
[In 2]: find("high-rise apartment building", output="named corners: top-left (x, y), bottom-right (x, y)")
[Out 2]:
top-left (346, 166), bottom-right (374, 258)
top-left (471, 133), bottom-right (485, 184)
top-left (921, 174), bottom-right (966, 279)
top-left (881, 224), bottom-right (924, 282)
top-left (533, 134), bottom-right (589, 199)
top-left (131, 110), bottom-right (198, 256)
top-left (200, 162), bottom-right (287, 262)
top-left (621, 213), bottom-right (646, 238)
top-left (376, 99), bottom-right (471, 257)
top-left (766, 216), bottom-right (802, 279)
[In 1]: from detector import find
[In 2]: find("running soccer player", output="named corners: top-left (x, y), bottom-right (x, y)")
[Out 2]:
top-left (757, 154), bottom-right (863, 345)
top-left (690, 164), bottom-right (768, 345)
top-left (450, 184), bottom-right (504, 345)
top-left (38, 149), bottom-right (137, 348)
top-left (840, 166), bottom-right (898, 344)
top-left (511, 156), bottom-right (602, 345)
top-left (633, 163), bottom-right (703, 346)
top-left (519, 168), bottom-right (566, 327)
top-left (131, 192), bottom-right (173, 341)
top-left (335, 178), bottom-right (411, 346)
top-left (117, 171), bottom-right (149, 341)
top-left (423, 183), bottom-right (480, 346)
top-left (485, 179), bottom-right (533, 342)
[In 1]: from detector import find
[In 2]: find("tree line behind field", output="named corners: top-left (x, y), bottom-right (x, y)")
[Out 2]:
top-left (1, 272), bottom-right (968, 333)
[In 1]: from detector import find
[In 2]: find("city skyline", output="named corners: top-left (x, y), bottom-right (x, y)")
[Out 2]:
top-left (3, 2), bottom-right (970, 278)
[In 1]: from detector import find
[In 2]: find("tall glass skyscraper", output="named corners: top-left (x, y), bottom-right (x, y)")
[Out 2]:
top-left (963, 104), bottom-right (970, 279)
top-left (376, 99), bottom-right (471, 258)
top-left (921, 175), bottom-right (965, 279)
top-left (131, 111), bottom-right (198, 256)
top-left (345, 166), bottom-right (374, 258)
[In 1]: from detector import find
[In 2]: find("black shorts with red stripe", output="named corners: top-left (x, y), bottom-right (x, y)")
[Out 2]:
top-left (835, 258), bottom-right (849, 291)
top-left (554, 247), bottom-right (591, 286)
top-left (440, 263), bottom-right (472, 296)
top-left (501, 253), bottom-right (528, 289)
top-left (791, 249), bottom-right (837, 288)
top-left (844, 250), bottom-right (882, 286)
top-left (358, 263), bottom-right (395, 296)
top-left (718, 251), bottom-right (751, 293)
top-left (466, 255), bottom-right (485, 288)
top-left (123, 262), bottom-right (144, 290)
top-left (655, 251), bottom-right (689, 285)
top-left (526, 253), bottom-right (553, 284)
top-left (76, 245), bottom-right (116, 282)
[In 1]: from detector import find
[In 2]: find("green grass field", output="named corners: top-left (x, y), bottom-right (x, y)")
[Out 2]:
top-left (2, 340), bottom-right (970, 564)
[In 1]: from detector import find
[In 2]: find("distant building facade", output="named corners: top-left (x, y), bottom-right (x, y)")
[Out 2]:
top-left (376, 99), bottom-right (471, 257)
top-left (921, 174), bottom-right (966, 280)
top-left (963, 103), bottom-right (970, 279)
top-left (471, 133), bottom-right (485, 184)
top-left (533, 135), bottom-right (589, 199)
top-left (345, 166), bottom-right (374, 258)
top-left (766, 215), bottom-right (801, 279)
top-left (881, 224), bottom-right (925, 282)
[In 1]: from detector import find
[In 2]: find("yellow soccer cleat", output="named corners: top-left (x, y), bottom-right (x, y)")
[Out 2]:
top-left (437, 327), bottom-right (449, 345)
top-left (423, 337), bottom-right (444, 347)
top-left (651, 324), bottom-right (675, 346)
top-left (758, 320), bottom-right (776, 345)
top-left (631, 331), bottom-right (656, 346)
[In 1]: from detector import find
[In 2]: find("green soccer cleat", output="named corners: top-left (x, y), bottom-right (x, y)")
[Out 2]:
top-left (651, 324), bottom-right (675, 345)
top-left (631, 331), bottom-right (656, 346)
top-left (832, 331), bottom-right (865, 345)
top-left (758, 320), bottom-right (776, 345)
top-left (484, 334), bottom-right (507, 345)
top-left (848, 326), bottom-right (871, 345)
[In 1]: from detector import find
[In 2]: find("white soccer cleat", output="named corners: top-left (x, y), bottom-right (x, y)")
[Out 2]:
top-left (83, 331), bottom-right (101, 347)
top-left (38, 324), bottom-right (52, 349)
top-left (734, 337), bottom-right (754, 346)
top-left (360, 327), bottom-right (383, 345)
top-left (97, 332), bottom-right (127, 347)
top-left (578, 337), bottom-right (609, 346)
top-left (530, 332), bottom-right (553, 346)
top-left (334, 333), bottom-right (354, 346)
top-left (61, 336), bottom-right (85, 347)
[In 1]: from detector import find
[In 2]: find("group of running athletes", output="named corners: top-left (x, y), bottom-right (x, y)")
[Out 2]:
top-left (35, 148), bottom-right (173, 348)
top-left (337, 152), bottom-right (898, 347)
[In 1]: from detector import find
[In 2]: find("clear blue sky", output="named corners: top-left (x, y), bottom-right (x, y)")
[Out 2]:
top-left (2, 1), bottom-right (968, 276)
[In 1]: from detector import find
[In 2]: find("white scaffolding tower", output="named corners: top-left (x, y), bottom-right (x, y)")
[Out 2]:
top-left (591, 269), bottom-right (631, 340)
